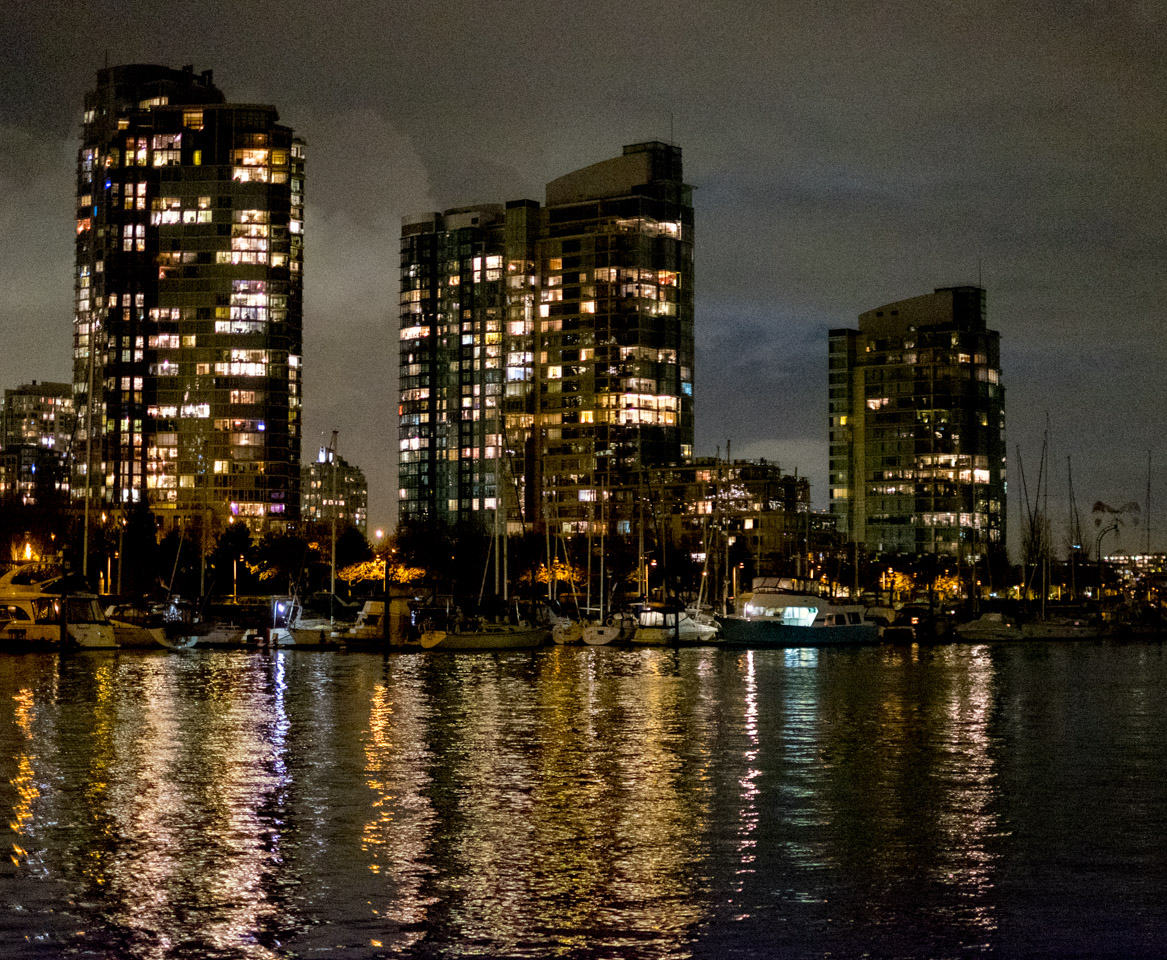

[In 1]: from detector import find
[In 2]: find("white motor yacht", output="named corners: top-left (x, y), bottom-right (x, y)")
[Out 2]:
top-left (0, 564), bottom-right (117, 650)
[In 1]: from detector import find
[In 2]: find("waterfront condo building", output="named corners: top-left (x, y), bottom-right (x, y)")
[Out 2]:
top-left (398, 142), bottom-right (694, 534)
top-left (73, 64), bottom-right (303, 531)
top-left (398, 202), bottom-right (540, 530)
top-left (0, 381), bottom-right (76, 506)
top-left (828, 286), bottom-right (1006, 559)
top-left (301, 448), bottom-right (369, 535)
top-left (1, 381), bottom-right (75, 454)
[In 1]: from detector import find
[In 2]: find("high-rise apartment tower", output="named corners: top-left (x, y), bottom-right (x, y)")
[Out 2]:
top-left (828, 286), bottom-right (1006, 559)
top-left (397, 142), bottom-right (694, 534)
top-left (74, 64), bottom-right (303, 530)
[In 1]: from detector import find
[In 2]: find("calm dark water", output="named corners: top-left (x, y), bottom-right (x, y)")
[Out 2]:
top-left (1, 641), bottom-right (1166, 959)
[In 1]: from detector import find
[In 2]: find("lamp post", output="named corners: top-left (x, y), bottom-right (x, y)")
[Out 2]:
top-left (1096, 521), bottom-right (1119, 601)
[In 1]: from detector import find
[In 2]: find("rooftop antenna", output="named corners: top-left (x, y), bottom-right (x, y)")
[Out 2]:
top-left (670, 112), bottom-right (675, 145)
top-left (977, 257), bottom-right (983, 287)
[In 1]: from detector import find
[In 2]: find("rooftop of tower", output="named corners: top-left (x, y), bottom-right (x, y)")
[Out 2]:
top-left (545, 141), bottom-right (685, 206)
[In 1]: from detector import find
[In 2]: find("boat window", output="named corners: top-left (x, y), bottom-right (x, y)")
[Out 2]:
top-left (67, 598), bottom-right (105, 624)
top-left (3, 605), bottom-right (31, 621)
top-left (33, 598), bottom-right (58, 620)
top-left (785, 606), bottom-right (818, 627)
top-left (848, 612), bottom-right (862, 625)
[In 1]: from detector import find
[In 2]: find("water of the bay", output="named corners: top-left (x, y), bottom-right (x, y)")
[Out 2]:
top-left (1, 641), bottom-right (1165, 959)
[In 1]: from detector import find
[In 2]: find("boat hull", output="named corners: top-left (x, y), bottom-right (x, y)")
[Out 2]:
top-left (631, 625), bottom-right (721, 646)
top-left (719, 617), bottom-right (881, 647)
top-left (418, 626), bottom-right (548, 650)
top-left (581, 623), bottom-right (625, 646)
top-left (1021, 620), bottom-right (1105, 640)
top-left (0, 624), bottom-right (61, 650)
top-left (551, 621), bottom-right (584, 645)
top-left (288, 624), bottom-right (342, 647)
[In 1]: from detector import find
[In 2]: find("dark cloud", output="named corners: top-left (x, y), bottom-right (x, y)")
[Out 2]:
top-left (2, 0), bottom-right (1165, 551)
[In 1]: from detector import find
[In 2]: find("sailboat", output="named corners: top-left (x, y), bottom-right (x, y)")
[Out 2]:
top-left (579, 473), bottom-right (635, 645)
top-left (407, 451), bottom-right (549, 651)
top-left (418, 618), bottom-right (548, 650)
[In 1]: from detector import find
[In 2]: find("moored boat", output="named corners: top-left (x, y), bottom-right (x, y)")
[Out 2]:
top-left (953, 612), bottom-right (1023, 642)
top-left (581, 612), bottom-right (636, 646)
top-left (418, 621), bottom-right (548, 650)
top-left (0, 564), bottom-right (117, 650)
top-left (337, 600), bottom-right (383, 646)
top-left (717, 587), bottom-right (880, 647)
top-left (288, 613), bottom-right (342, 647)
top-left (105, 600), bottom-right (200, 649)
top-left (631, 605), bottom-right (721, 645)
top-left (1021, 615), bottom-right (1105, 640)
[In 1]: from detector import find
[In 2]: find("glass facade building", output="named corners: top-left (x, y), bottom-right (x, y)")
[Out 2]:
top-left (397, 204), bottom-right (539, 529)
top-left (73, 64), bottom-right (303, 530)
top-left (397, 142), bottom-right (695, 535)
top-left (829, 286), bottom-right (1006, 559)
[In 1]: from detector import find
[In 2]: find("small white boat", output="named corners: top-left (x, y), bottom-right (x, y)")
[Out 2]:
top-left (953, 612), bottom-right (1023, 642)
top-left (288, 614), bottom-right (341, 647)
top-left (196, 621), bottom-right (251, 648)
top-left (551, 619), bottom-right (584, 645)
top-left (105, 600), bottom-right (200, 649)
top-left (631, 606), bottom-right (721, 645)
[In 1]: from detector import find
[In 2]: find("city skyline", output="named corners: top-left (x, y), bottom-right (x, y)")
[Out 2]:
top-left (3, 2), bottom-right (1165, 556)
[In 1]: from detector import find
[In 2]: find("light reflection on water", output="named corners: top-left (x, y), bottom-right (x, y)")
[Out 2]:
top-left (1, 642), bottom-right (1166, 958)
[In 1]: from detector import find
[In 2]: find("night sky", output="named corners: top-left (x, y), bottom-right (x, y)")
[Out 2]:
top-left (4, 1), bottom-right (1164, 556)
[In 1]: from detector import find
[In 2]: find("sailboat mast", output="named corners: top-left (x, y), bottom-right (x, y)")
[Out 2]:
top-left (1068, 455), bottom-right (1080, 601)
top-left (724, 439), bottom-right (731, 610)
top-left (1146, 450), bottom-right (1152, 556)
top-left (82, 315), bottom-right (97, 580)
top-left (638, 428), bottom-right (645, 598)
top-left (599, 478), bottom-right (606, 620)
top-left (329, 430), bottom-right (338, 625)
top-left (585, 492), bottom-right (591, 613)
top-left (494, 453), bottom-right (502, 598)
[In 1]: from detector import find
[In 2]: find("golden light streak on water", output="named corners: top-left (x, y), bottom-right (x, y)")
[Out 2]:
top-left (8, 688), bottom-right (37, 848)
top-left (360, 655), bottom-right (436, 951)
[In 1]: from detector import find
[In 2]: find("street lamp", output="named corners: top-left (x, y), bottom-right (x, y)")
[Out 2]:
top-left (1096, 521), bottom-right (1119, 600)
